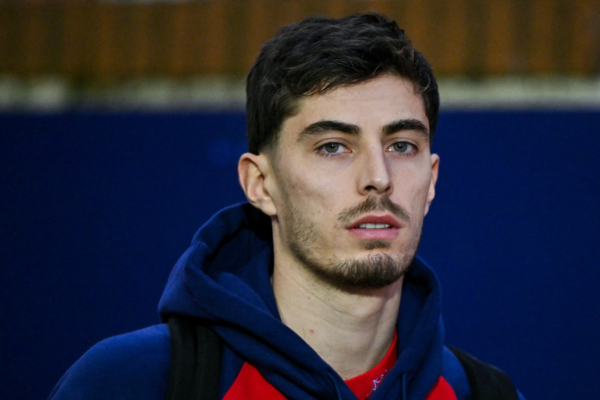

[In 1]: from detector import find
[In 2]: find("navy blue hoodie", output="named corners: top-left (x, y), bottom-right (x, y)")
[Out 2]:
top-left (49, 203), bottom-right (523, 400)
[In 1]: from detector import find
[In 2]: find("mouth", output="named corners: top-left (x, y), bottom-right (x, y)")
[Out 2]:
top-left (347, 215), bottom-right (402, 240)
top-left (350, 215), bottom-right (401, 229)
top-left (355, 223), bottom-right (394, 229)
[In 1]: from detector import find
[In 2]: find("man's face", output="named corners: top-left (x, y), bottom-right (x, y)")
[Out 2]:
top-left (265, 74), bottom-right (439, 289)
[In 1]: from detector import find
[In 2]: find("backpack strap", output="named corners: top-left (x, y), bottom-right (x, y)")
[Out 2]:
top-left (449, 347), bottom-right (519, 400)
top-left (165, 315), bottom-right (222, 400)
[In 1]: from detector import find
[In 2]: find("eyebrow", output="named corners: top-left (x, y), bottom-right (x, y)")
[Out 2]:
top-left (382, 119), bottom-right (429, 139)
top-left (299, 118), bottom-right (429, 140)
top-left (300, 120), bottom-right (360, 136)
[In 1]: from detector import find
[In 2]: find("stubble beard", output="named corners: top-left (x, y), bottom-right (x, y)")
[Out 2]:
top-left (281, 196), bottom-right (422, 291)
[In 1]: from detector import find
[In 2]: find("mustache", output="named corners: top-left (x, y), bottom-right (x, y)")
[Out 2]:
top-left (337, 196), bottom-right (410, 225)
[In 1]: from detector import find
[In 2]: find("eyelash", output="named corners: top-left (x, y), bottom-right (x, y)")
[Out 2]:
top-left (386, 141), bottom-right (417, 156)
top-left (315, 141), bottom-right (417, 157)
top-left (316, 142), bottom-right (350, 157)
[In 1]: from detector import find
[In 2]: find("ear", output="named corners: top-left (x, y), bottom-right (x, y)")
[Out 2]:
top-left (424, 153), bottom-right (440, 216)
top-left (238, 152), bottom-right (278, 216)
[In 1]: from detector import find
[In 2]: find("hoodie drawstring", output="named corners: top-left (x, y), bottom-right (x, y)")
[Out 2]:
top-left (401, 374), bottom-right (407, 400)
top-left (328, 372), bottom-right (343, 400)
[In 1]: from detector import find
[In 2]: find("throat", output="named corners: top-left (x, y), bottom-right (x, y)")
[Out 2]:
top-left (272, 261), bottom-right (403, 380)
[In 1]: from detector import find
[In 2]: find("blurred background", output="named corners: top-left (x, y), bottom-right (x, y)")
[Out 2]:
top-left (1, 0), bottom-right (599, 399)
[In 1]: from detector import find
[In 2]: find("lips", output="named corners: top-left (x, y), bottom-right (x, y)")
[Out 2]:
top-left (347, 215), bottom-right (402, 240)
top-left (350, 215), bottom-right (401, 229)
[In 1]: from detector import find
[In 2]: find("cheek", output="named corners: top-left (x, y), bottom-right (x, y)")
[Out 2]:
top-left (277, 165), bottom-right (337, 221)
top-left (392, 167), bottom-right (432, 212)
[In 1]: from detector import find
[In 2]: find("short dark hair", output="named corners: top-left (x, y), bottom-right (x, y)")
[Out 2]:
top-left (245, 12), bottom-right (439, 155)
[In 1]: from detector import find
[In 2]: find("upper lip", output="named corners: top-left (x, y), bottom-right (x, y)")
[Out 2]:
top-left (349, 215), bottom-right (401, 229)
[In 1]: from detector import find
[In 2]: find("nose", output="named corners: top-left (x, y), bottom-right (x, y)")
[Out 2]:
top-left (357, 145), bottom-right (392, 195)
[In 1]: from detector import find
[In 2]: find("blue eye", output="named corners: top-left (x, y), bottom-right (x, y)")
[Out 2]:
top-left (317, 142), bottom-right (348, 156)
top-left (389, 142), bottom-right (415, 154)
top-left (323, 143), bottom-right (342, 153)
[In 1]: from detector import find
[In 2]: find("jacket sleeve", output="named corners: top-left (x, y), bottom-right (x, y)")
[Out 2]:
top-left (48, 324), bottom-right (171, 400)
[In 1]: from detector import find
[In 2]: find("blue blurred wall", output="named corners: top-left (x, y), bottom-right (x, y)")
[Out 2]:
top-left (1, 110), bottom-right (599, 399)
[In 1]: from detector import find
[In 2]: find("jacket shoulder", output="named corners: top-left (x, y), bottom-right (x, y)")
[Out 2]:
top-left (48, 324), bottom-right (171, 400)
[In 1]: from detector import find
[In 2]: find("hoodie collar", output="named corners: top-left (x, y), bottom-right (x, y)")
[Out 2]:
top-left (158, 203), bottom-right (445, 400)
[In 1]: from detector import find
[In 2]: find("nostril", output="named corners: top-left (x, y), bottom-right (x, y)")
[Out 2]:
top-left (363, 182), bottom-right (392, 194)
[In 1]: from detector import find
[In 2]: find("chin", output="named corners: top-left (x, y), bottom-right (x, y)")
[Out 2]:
top-left (307, 252), bottom-right (415, 291)
top-left (360, 240), bottom-right (391, 250)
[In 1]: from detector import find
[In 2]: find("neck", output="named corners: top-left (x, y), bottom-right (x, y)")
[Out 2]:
top-left (272, 254), bottom-right (402, 380)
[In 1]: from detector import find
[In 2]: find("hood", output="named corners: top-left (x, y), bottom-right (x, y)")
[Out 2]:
top-left (158, 203), bottom-right (445, 400)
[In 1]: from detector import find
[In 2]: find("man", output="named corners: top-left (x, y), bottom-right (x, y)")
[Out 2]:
top-left (50, 13), bottom-right (525, 400)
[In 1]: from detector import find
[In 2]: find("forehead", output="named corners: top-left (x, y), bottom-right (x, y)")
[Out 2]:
top-left (280, 74), bottom-right (428, 140)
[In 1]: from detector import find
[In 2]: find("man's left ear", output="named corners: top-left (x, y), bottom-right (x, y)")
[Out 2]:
top-left (424, 154), bottom-right (440, 216)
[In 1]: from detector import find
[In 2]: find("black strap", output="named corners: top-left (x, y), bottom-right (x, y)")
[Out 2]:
top-left (165, 315), bottom-right (222, 400)
top-left (449, 347), bottom-right (519, 400)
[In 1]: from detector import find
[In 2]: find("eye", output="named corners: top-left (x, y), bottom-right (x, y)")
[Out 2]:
top-left (317, 142), bottom-right (349, 156)
top-left (387, 141), bottom-right (416, 155)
